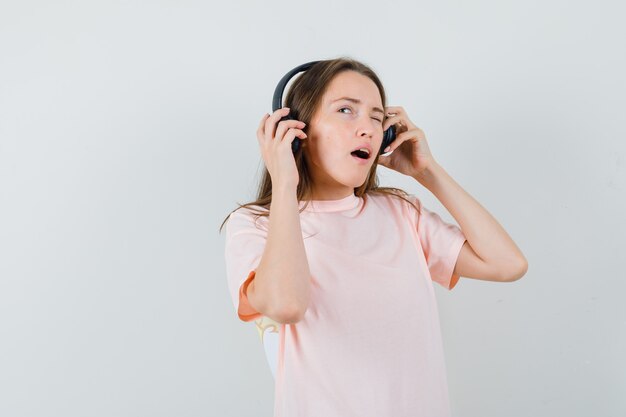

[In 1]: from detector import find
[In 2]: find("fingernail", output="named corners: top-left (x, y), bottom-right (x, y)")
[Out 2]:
top-left (384, 146), bottom-right (391, 153)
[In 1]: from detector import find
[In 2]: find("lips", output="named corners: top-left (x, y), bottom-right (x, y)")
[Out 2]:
top-left (350, 143), bottom-right (372, 160)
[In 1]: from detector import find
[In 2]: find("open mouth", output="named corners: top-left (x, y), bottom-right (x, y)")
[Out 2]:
top-left (350, 149), bottom-right (371, 160)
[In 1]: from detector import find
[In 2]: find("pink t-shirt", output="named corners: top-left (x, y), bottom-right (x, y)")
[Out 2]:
top-left (224, 191), bottom-right (466, 417)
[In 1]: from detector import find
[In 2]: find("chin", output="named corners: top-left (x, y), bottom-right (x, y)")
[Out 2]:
top-left (338, 174), bottom-right (369, 188)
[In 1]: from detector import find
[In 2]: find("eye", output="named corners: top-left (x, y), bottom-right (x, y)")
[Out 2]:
top-left (340, 107), bottom-right (383, 123)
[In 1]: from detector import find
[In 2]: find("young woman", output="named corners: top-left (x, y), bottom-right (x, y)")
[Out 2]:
top-left (221, 57), bottom-right (527, 417)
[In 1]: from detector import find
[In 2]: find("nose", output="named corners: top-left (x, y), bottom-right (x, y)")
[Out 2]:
top-left (356, 115), bottom-right (374, 138)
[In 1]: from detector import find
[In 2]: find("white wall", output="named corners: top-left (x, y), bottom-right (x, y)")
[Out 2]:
top-left (1, 1), bottom-right (624, 416)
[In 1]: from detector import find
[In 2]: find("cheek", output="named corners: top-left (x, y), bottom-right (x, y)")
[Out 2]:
top-left (310, 126), bottom-right (336, 152)
top-left (309, 120), bottom-right (360, 161)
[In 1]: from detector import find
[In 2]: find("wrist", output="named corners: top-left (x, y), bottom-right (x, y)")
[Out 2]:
top-left (413, 160), bottom-right (443, 186)
top-left (272, 184), bottom-right (298, 201)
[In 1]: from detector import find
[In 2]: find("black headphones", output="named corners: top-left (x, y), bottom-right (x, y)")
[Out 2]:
top-left (272, 60), bottom-right (396, 155)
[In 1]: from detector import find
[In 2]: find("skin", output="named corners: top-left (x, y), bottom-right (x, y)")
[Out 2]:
top-left (300, 72), bottom-right (528, 281)
top-left (255, 69), bottom-right (527, 296)
top-left (303, 70), bottom-right (387, 200)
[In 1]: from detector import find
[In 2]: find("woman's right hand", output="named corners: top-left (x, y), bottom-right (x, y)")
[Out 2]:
top-left (256, 107), bottom-right (308, 188)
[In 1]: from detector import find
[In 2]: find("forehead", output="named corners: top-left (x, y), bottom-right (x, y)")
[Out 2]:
top-left (322, 70), bottom-right (382, 106)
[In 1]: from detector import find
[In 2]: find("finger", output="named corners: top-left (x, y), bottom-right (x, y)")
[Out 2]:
top-left (386, 128), bottom-right (420, 153)
top-left (383, 114), bottom-right (403, 131)
top-left (278, 128), bottom-right (307, 148)
top-left (385, 116), bottom-right (418, 132)
top-left (275, 119), bottom-right (306, 142)
top-left (266, 107), bottom-right (290, 139)
top-left (399, 127), bottom-right (421, 138)
top-left (265, 107), bottom-right (291, 140)
top-left (257, 113), bottom-right (270, 142)
top-left (384, 106), bottom-right (404, 116)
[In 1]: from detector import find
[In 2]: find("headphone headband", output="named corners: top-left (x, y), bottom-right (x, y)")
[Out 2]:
top-left (270, 59), bottom-right (395, 155)
top-left (272, 60), bottom-right (321, 112)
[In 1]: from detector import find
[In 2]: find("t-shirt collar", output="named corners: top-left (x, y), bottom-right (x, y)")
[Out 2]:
top-left (299, 193), bottom-right (360, 213)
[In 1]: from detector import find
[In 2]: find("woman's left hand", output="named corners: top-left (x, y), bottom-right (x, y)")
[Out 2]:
top-left (377, 106), bottom-right (437, 178)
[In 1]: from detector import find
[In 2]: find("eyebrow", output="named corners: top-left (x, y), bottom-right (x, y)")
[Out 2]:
top-left (331, 97), bottom-right (385, 115)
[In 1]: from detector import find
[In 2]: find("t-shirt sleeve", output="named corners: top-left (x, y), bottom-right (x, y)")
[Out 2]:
top-left (223, 208), bottom-right (267, 322)
top-left (409, 194), bottom-right (467, 290)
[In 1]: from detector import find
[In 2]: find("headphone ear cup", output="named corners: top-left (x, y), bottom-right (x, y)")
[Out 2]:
top-left (272, 61), bottom-right (321, 155)
top-left (278, 113), bottom-right (301, 154)
top-left (292, 138), bottom-right (301, 154)
top-left (379, 124), bottom-right (397, 154)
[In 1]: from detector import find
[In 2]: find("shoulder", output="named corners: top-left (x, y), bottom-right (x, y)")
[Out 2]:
top-left (225, 204), bottom-right (270, 235)
top-left (365, 189), bottom-right (423, 214)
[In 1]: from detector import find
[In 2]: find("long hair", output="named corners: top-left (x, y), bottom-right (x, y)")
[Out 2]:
top-left (219, 56), bottom-right (419, 233)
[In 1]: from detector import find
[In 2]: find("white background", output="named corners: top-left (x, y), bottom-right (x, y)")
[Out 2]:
top-left (1, 1), bottom-right (624, 416)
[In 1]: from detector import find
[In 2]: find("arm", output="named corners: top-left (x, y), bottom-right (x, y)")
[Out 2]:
top-left (414, 161), bottom-right (528, 282)
top-left (247, 184), bottom-right (312, 323)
